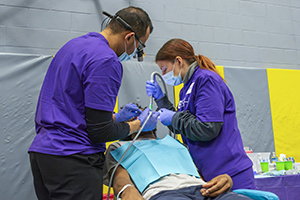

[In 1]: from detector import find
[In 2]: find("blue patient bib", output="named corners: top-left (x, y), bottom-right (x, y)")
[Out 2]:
top-left (111, 135), bottom-right (200, 193)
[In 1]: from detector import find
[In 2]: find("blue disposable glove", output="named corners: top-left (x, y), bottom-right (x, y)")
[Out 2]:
top-left (138, 108), bottom-right (160, 131)
top-left (146, 77), bottom-right (164, 100)
top-left (115, 103), bottom-right (142, 122)
top-left (158, 108), bottom-right (176, 126)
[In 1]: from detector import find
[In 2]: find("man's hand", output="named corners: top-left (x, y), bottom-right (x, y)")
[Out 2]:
top-left (200, 174), bottom-right (233, 197)
top-left (115, 103), bottom-right (141, 122)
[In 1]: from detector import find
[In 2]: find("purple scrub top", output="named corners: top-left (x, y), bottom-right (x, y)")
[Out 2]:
top-left (178, 66), bottom-right (252, 181)
top-left (28, 32), bottom-right (122, 156)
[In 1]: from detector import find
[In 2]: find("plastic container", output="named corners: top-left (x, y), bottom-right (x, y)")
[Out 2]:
top-left (260, 162), bottom-right (269, 172)
top-left (276, 161), bottom-right (285, 171)
top-left (285, 161), bottom-right (293, 170)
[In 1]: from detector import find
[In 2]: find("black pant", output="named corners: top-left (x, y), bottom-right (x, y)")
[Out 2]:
top-left (29, 152), bottom-right (105, 200)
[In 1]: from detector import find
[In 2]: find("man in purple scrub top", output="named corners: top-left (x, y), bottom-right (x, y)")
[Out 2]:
top-left (28, 6), bottom-right (157, 200)
top-left (146, 39), bottom-right (255, 190)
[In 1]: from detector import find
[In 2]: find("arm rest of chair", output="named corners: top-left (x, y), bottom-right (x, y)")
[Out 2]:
top-left (233, 189), bottom-right (279, 200)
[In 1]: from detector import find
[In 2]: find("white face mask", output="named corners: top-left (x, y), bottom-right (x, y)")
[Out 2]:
top-left (118, 36), bottom-right (137, 62)
top-left (162, 62), bottom-right (183, 86)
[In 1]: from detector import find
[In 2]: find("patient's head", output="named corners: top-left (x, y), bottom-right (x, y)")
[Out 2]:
top-left (120, 103), bottom-right (157, 141)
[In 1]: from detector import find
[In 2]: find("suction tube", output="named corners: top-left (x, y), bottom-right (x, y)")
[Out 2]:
top-left (149, 71), bottom-right (168, 110)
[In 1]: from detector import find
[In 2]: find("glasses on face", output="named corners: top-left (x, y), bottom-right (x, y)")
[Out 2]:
top-left (135, 35), bottom-right (146, 50)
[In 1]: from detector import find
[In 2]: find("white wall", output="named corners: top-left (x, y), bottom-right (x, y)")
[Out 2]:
top-left (0, 0), bottom-right (299, 68)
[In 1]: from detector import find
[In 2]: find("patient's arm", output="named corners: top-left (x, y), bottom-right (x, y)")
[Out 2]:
top-left (200, 174), bottom-right (233, 197)
top-left (113, 165), bottom-right (145, 200)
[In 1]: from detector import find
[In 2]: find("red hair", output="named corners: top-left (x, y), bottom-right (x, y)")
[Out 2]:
top-left (155, 39), bottom-right (224, 81)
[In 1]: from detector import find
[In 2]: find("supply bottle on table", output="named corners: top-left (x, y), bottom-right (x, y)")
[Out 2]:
top-left (271, 152), bottom-right (277, 163)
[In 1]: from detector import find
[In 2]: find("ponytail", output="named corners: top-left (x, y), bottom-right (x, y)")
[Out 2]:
top-left (195, 54), bottom-right (225, 81)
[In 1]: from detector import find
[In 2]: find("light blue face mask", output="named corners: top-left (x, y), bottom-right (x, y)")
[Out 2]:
top-left (162, 62), bottom-right (183, 86)
top-left (118, 37), bottom-right (137, 62)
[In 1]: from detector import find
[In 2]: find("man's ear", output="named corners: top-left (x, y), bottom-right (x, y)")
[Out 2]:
top-left (124, 32), bottom-right (135, 43)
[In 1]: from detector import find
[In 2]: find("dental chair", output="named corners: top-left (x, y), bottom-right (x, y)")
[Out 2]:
top-left (233, 189), bottom-right (279, 200)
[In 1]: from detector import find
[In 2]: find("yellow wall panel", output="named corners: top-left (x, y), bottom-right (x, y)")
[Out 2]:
top-left (267, 69), bottom-right (300, 162)
top-left (216, 65), bottom-right (225, 79)
top-left (114, 96), bottom-right (119, 113)
top-left (174, 84), bottom-right (183, 109)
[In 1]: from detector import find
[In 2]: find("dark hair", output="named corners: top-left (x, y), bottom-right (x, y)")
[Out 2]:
top-left (155, 38), bottom-right (224, 81)
top-left (120, 103), bottom-right (157, 141)
top-left (108, 6), bottom-right (153, 39)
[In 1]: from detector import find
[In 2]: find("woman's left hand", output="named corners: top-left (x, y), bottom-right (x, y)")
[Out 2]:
top-left (200, 174), bottom-right (233, 197)
top-left (158, 108), bottom-right (175, 126)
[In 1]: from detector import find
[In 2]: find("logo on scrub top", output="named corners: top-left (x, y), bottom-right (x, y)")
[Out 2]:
top-left (177, 82), bottom-right (194, 111)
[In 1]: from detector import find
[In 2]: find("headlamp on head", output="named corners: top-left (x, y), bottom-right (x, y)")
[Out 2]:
top-left (102, 11), bottom-right (146, 62)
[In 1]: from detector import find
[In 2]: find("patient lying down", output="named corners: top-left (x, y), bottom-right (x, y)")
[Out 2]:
top-left (103, 108), bottom-right (252, 200)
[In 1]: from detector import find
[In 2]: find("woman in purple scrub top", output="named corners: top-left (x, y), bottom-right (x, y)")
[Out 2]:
top-left (146, 38), bottom-right (255, 190)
